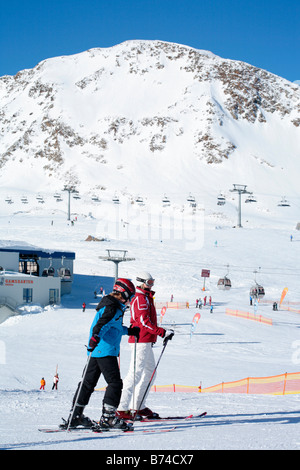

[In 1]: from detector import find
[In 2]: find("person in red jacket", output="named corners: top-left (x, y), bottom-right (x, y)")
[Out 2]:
top-left (117, 272), bottom-right (174, 419)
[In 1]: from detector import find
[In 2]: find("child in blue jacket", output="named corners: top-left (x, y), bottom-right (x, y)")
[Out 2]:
top-left (62, 279), bottom-right (139, 431)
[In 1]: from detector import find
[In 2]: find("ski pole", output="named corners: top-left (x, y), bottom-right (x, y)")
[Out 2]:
top-left (132, 337), bottom-right (137, 412)
top-left (133, 337), bottom-right (170, 423)
top-left (66, 351), bottom-right (92, 432)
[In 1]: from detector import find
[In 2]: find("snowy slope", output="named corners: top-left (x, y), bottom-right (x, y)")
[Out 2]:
top-left (0, 196), bottom-right (299, 450)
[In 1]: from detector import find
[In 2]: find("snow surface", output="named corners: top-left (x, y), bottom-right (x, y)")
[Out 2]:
top-left (0, 188), bottom-right (299, 452)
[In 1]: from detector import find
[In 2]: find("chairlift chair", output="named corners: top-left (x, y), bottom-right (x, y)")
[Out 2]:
top-left (112, 194), bottom-right (120, 204)
top-left (250, 284), bottom-right (265, 299)
top-left (21, 196), bottom-right (28, 204)
top-left (162, 194), bottom-right (170, 205)
top-left (217, 276), bottom-right (232, 290)
top-left (217, 193), bottom-right (226, 206)
top-left (53, 192), bottom-right (63, 201)
top-left (58, 267), bottom-right (71, 279)
top-left (245, 193), bottom-right (257, 203)
top-left (187, 193), bottom-right (196, 203)
top-left (277, 197), bottom-right (290, 207)
top-left (135, 195), bottom-right (144, 204)
top-left (91, 195), bottom-right (100, 202)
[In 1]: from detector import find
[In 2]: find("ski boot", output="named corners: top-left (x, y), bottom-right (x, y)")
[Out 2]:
top-left (138, 407), bottom-right (160, 419)
top-left (116, 410), bottom-right (142, 421)
top-left (60, 405), bottom-right (94, 429)
top-left (93, 404), bottom-right (132, 432)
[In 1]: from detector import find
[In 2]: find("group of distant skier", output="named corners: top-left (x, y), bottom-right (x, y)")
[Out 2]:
top-left (196, 296), bottom-right (213, 313)
top-left (40, 374), bottom-right (59, 391)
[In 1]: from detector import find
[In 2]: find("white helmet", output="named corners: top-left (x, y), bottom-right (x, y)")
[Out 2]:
top-left (136, 271), bottom-right (155, 288)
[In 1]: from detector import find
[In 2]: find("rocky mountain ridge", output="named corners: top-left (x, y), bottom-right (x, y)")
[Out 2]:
top-left (0, 40), bottom-right (299, 200)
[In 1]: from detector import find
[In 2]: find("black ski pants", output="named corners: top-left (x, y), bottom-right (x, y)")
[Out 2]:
top-left (73, 356), bottom-right (123, 411)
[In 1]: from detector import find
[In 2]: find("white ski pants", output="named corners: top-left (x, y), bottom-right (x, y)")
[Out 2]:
top-left (119, 342), bottom-right (156, 411)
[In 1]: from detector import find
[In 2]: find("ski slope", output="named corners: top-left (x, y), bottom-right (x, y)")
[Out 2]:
top-left (0, 193), bottom-right (300, 451)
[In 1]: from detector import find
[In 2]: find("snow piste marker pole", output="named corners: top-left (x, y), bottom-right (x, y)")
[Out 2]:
top-left (132, 337), bottom-right (170, 424)
top-left (66, 351), bottom-right (92, 433)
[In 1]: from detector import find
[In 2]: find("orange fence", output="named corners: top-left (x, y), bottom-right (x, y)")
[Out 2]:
top-left (149, 372), bottom-right (300, 396)
top-left (96, 372), bottom-right (300, 395)
top-left (155, 302), bottom-right (189, 309)
top-left (280, 306), bottom-right (300, 314)
top-left (226, 308), bottom-right (273, 325)
top-left (200, 372), bottom-right (300, 395)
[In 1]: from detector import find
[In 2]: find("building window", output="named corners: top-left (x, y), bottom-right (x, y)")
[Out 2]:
top-left (23, 288), bottom-right (33, 303)
top-left (49, 289), bottom-right (59, 305)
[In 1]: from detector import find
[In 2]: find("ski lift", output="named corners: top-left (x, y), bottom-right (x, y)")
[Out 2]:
top-left (217, 193), bottom-right (226, 206)
top-left (72, 191), bottom-right (81, 200)
top-left (91, 194), bottom-right (100, 202)
top-left (250, 284), bottom-right (265, 299)
top-left (245, 193), bottom-right (257, 203)
top-left (187, 193), bottom-right (196, 203)
top-left (250, 269), bottom-right (265, 299)
top-left (135, 195), bottom-right (144, 204)
top-left (112, 194), bottom-right (120, 204)
top-left (21, 196), bottom-right (28, 204)
top-left (217, 276), bottom-right (232, 290)
top-left (42, 258), bottom-right (55, 277)
top-left (277, 197), bottom-right (290, 207)
top-left (217, 265), bottom-right (231, 290)
top-left (58, 267), bottom-right (71, 279)
top-left (36, 194), bottom-right (44, 203)
top-left (58, 256), bottom-right (71, 279)
top-left (162, 194), bottom-right (170, 205)
top-left (42, 266), bottom-right (55, 277)
top-left (5, 196), bottom-right (13, 204)
top-left (53, 192), bottom-right (63, 201)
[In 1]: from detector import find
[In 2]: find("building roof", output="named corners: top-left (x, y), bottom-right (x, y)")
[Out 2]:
top-left (0, 242), bottom-right (75, 259)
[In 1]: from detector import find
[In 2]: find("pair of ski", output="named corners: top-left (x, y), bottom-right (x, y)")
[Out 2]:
top-left (38, 412), bottom-right (207, 435)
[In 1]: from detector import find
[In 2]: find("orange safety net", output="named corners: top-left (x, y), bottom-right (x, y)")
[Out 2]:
top-left (149, 372), bottom-right (300, 395)
top-left (226, 308), bottom-right (273, 325)
top-left (96, 372), bottom-right (300, 395)
top-left (155, 301), bottom-right (189, 309)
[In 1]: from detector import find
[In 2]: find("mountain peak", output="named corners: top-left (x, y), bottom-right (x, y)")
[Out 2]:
top-left (0, 40), bottom-right (299, 200)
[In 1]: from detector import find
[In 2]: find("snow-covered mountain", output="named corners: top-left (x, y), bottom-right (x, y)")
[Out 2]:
top-left (0, 40), bottom-right (299, 205)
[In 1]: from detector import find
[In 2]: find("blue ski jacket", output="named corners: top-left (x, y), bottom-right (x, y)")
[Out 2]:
top-left (88, 294), bottom-right (129, 358)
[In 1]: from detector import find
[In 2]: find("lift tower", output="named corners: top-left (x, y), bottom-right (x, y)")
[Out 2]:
top-left (99, 250), bottom-right (135, 281)
top-left (230, 184), bottom-right (251, 228)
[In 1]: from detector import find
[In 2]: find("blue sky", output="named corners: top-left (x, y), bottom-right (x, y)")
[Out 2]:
top-left (1, 0), bottom-right (299, 82)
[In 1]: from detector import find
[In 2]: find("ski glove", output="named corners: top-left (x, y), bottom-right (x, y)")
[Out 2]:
top-left (128, 326), bottom-right (140, 342)
top-left (163, 329), bottom-right (174, 345)
top-left (87, 334), bottom-right (100, 352)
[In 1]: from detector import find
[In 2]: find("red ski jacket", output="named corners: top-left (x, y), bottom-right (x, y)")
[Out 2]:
top-left (128, 287), bottom-right (165, 343)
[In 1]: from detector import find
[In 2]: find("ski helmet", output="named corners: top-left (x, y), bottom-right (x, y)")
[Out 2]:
top-left (136, 271), bottom-right (155, 287)
top-left (113, 278), bottom-right (135, 301)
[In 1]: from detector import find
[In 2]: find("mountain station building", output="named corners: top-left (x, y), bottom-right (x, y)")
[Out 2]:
top-left (0, 243), bottom-right (75, 320)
